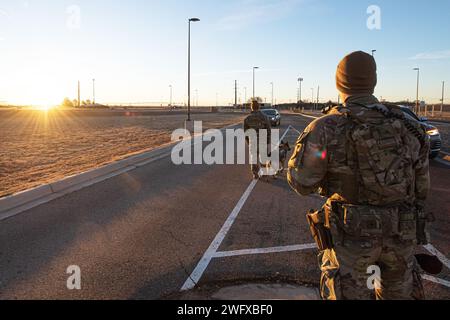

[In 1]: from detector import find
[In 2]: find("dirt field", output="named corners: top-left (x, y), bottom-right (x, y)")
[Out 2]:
top-left (0, 109), bottom-right (246, 198)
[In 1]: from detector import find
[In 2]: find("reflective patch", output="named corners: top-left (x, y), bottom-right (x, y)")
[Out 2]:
top-left (316, 150), bottom-right (328, 160)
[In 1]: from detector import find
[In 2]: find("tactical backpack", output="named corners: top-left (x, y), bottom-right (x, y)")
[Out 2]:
top-left (245, 111), bottom-right (269, 130)
top-left (344, 103), bottom-right (422, 206)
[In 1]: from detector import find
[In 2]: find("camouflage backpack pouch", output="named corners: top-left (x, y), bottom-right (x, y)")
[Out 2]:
top-left (347, 109), bottom-right (415, 206)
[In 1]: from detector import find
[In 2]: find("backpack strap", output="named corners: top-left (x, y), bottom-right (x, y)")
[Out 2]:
top-left (347, 102), bottom-right (427, 147)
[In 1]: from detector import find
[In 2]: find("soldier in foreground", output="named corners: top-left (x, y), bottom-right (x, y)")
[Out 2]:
top-left (288, 51), bottom-right (431, 300)
top-left (244, 100), bottom-right (272, 179)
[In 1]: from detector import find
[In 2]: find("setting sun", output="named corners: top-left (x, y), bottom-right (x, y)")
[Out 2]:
top-left (35, 105), bottom-right (56, 112)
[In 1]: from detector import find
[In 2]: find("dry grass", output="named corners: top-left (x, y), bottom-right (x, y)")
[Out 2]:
top-left (0, 109), bottom-right (246, 198)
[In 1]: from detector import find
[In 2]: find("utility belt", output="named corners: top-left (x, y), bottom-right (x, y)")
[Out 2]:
top-left (306, 200), bottom-right (434, 251)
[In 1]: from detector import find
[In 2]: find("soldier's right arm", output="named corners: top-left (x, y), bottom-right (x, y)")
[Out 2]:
top-left (288, 119), bottom-right (328, 196)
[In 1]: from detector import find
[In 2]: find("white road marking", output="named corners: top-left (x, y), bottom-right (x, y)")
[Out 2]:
top-left (422, 275), bottom-right (450, 288)
top-left (280, 125), bottom-right (293, 142)
top-left (213, 243), bottom-right (450, 290)
top-left (423, 244), bottom-right (450, 270)
top-left (213, 244), bottom-right (317, 258)
top-left (180, 179), bottom-right (258, 291)
top-left (181, 126), bottom-right (293, 291)
top-left (289, 126), bottom-right (303, 135)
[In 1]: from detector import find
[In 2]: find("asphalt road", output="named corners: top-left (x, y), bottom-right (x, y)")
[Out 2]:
top-left (0, 114), bottom-right (449, 300)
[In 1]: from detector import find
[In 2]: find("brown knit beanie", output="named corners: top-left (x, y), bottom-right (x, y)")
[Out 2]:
top-left (336, 51), bottom-right (377, 95)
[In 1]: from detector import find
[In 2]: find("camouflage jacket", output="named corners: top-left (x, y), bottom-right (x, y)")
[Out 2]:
top-left (244, 111), bottom-right (272, 144)
top-left (288, 95), bottom-right (430, 208)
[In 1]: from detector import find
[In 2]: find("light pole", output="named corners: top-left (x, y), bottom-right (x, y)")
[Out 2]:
top-left (77, 80), bottom-right (81, 108)
top-left (317, 85), bottom-right (320, 109)
top-left (187, 17), bottom-right (200, 121)
top-left (298, 77), bottom-right (303, 103)
top-left (442, 81), bottom-right (445, 115)
top-left (414, 68), bottom-right (420, 113)
top-left (311, 88), bottom-right (314, 110)
top-left (92, 78), bottom-right (96, 105)
top-left (169, 85), bottom-right (173, 107)
top-left (270, 82), bottom-right (274, 107)
top-left (234, 80), bottom-right (238, 107)
top-left (244, 87), bottom-right (247, 108)
top-left (252, 67), bottom-right (259, 100)
top-left (372, 49), bottom-right (377, 57)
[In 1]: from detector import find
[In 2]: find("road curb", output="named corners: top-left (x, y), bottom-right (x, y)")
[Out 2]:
top-left (0, 122), bottom-right (242, 221)
top-left (0, 185), bottom-right (54, 214)
top-left (0, 146), bottom-right (172, 221)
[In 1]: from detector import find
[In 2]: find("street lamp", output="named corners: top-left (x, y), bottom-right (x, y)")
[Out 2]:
top-left (270, 82), bottom-right (274, 107)
top-left (311, 88), bottom-right (314, 109)
top-left (169, 85), bottom-right (173, 107)
top-left (414, 68), bottom-right (420, 113)
top-left (298, 77), bottom-right (303, 103)
top-left (187, 17), bottom-right (200, 121)
top-left (77, 80), bottom-right (81, 108)
top-left (372, 49), bottom-right (377, 57)
top-left (252, 67), bottom-right (259, 100)
top-left (92, 78), bottom-right (96, 105)
top-left (244, 87), bottom-right (247, 108)
top-left (317, 85), bottom-right (320, 109)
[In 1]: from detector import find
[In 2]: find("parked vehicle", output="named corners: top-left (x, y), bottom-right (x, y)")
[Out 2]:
top-left (261, 109), bottom-right (281, 127)
top-left (400, 106), bottom-right (442, 159)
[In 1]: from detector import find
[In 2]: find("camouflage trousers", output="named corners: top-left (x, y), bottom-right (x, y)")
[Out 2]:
top-left (250, 151), bottom-right (266, 178)
top-left (251, 163), bottom-right (261, 177)
top-left (319, 231), bottom-right (424, 300)
top-left (251, 160), bottom-right (273, 178)
top-left (248, 143), bottom-right (261, 178)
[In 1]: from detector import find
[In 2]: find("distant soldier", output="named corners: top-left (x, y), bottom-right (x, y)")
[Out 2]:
top-left (244, 100), bottom-right (272, 179)
top-left (288, 51), bottom-right (431, 300)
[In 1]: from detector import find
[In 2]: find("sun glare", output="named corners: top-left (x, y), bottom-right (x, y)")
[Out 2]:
top-left (36, 105), bottom-right (55, 112)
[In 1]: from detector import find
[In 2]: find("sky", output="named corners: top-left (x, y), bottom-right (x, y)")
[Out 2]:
top-left (0, 0), bottom-right (449, 106)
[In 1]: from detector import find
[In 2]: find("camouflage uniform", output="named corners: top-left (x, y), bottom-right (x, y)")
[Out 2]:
top-left (288, 95), bottom-right (430, 300)
top-left (244, 109), bottom-right (272, 178)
